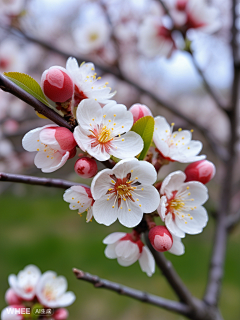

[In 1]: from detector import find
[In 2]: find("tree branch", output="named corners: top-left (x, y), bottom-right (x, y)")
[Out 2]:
top-left (203, 0), bottom-right (239, 306)
top-left (190, 52), bottom-right (227, 110)
top-left (226, 208), bottom-right (240, 230)
top-left (73, 268), bottom-right (191, 316)
top-left (2, 25), bottom-right (229, 162)
top-left (144, 233), bottom-right (195, 308)
top-left (0, 74), bottom-right (74, 131)
top-left (0, 172), bottom-right (89, 189)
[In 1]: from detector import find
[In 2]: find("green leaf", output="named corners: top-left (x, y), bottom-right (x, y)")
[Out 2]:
top-left (4, 72), bottom-right (56, 110)
top-left (131, 115), bottom-right (155, 160)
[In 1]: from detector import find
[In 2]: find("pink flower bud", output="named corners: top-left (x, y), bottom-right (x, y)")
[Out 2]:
top-left (148, 226), bottom-right (173, 252)
top-left (53, 308), bottom-right (69, 320)
top-left (54, 127), bottom-right (77, 151)
top-left (41, 67), bottom-right (74, 103)
top-left (74, 157), bottom-right (98, 178)
top-left (5, 288), bottom-right (22, 305)
top-left (184, 160), bottom-right (216, 184)
top-left (129, 104), bottom-right (153, 123)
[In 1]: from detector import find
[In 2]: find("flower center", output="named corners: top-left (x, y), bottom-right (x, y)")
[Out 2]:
top-left (169, 198), bottom-right (185, 212)
top-left (98, 126), bottom-right (112, 144)
top-left (89, 33), bottom-right (99, 42)
top-left (43, 285), bottom-right (56, 301)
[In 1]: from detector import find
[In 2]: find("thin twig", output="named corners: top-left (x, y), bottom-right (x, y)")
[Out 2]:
top-left (0, 74), bottom-right (74, 131)
top-left (190, 52), bottom-right (226, 110)
top-left (2, 25), bottom-right (229, 162)
top-left (0, 172), bottom-right (89, 189)
top-left (73, 268), bottom-right (191, 316)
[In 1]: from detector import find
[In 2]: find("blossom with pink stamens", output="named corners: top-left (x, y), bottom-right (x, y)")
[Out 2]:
top-left (73, 99), bottom-right (143, 161)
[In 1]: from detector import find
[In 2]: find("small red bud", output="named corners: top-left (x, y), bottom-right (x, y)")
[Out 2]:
top-left (184, 160), bottom-right (216, 184)
top-left (148, 226), bottom-right (173, 252)
top-left (129, 103), bottom-right (153, 124)
top-left (5, 288), bottom-right (22, 305)
top-left (74, 157), bottom-right (98, 178)
top-left (41, 67), bottom-right (74, 102)
top-left (53, 308), bottom-right (69, 320)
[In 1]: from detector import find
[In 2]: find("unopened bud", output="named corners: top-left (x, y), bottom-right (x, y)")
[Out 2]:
top-left (41, 67), bottom-right (74, 102)
top-left (53, 308), bottom-right (69, 320)
top-left (54, 127), bottom-right (77, 151)
top-left (74, 157), bottom-right (98, 178)
top-left (148, 226), bottom-right (173, 252)
top-left (5, 288), bottom-right (22, 305)
top-left (129, 104), bottom-right (153, 123)
top-left (184, 160), bottom-right (216, 184)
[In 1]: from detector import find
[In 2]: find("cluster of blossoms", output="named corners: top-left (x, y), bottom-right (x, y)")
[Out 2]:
top-left (1, 265), bottom-right (75, 320)
top-left (21, 57), bottom-right (215, 277)
top-left (138, 0), bottom-right (221, 58)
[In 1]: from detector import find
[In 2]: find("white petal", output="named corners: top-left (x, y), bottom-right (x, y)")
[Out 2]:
top-left (139, 246), bottom-right (155, 276)
top-left (168, 235), bottom-right (185, 256)
top-left (134, 185), bottom-right (160, 213)
top-left (22, 127), bottom-right (42, 152)
top-left (112, 158), bottom-right (139, 179)
top-left (22, 125), bottom-right (57, 152)
top-left (55, 291), bottom-right (76, 307)
top-left (86, 142), bottom-right (111, 161)
top-left (76, 98), bottom-right (103, 130)
top-left (73, 126), bottom-right (90, 152)
top-left (116, 241), bottom-right (140, 266)
top-left (175, 206), bottom-right (208, 235)
top-left (113, 159), bottom-right (157, 185)
top-left (165, 213), bottom-right (185, 238)
top-left (66, 57), bottom-right (79, 74)
top-left (41, 152), bottom-right (69, 173)
top-left (111, 132), bottom-right (143, 159)
top-left (153, 116), bottom-right (171, 138)
top-left (154, 139), bottom-right (170, 158)
top-left (177, 181), bottom-right (208, 205)
top-left (91, 168), bottom-right (113, 199)
top-left (39, 127), bottom-right (59, 148)
top-left (104, 243), bottom-right (118, 259)
top-left (160, 171), bottom-right (186, 198)
top-left (92, 196), bottom-right (118, 226)
top-left (103, 105), bottom-right (133, 135)
top-left (103, 232), bottom-right (127, 244)
top-left (157, 196), bottom-right (168, 221)
top-left (118, 199), bottom-right (143, 228)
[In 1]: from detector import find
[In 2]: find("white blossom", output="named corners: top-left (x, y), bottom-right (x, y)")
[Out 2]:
top-left (63, 185), bottom-right (94, 222)
top-left (36, 271), bottom-right (76, 308)
top-left (73, 99), bottom-right (143, 161)
top-left (158, 171), bottom-right (208, 238)
top-left (153, 116), bottom-right (206, 163)
top-left (168, 0), bottom-right (221, 34)
top-left (8, 265), bottom-right (41, 301)
top-left (103, 232), bottom-right (155, 276)
top-left (66, 57), bottom-right (115, 105)
top-left (138, 16), bottom-right (175, 58)
top-left (91, 158), bottom-right (160, 228)
top-left (73, 21), bottom-right (110, 54)
top-left (22, 125), bottom-right (76, 173)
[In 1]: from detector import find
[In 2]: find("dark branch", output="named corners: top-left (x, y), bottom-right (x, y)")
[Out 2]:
top-left (73, 268), bottom-right (191, 316)
top-left (0, 172), bottom-right (89, 189)
top-left (144, 233), bottom-right (195, 308)
top-left (0, 73), bottom-right (74, 131)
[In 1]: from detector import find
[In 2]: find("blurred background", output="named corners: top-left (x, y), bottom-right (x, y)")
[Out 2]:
top-left (0, 0), bottom-right (240, 319)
